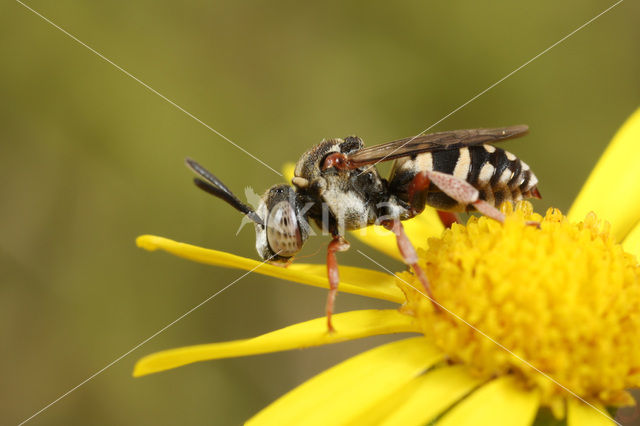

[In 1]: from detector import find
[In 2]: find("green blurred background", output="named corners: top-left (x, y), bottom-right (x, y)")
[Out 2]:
top-left (2, 1), bottom-right (639, 424)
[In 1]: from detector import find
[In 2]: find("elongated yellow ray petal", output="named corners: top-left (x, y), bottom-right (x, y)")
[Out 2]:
top-left (350, 211), bottom-right (444, 261)
top-left (282, 162), bottom-right (296, 182)
top-left (622, 219), bottom-right (640, 261)
top-left (437, 375), bottom-right (539, 426)
top-left (381, 366), bottom-right (481, 425)
top-left (247, 337), bottom-right (442, 426)
top-left (567, 399), bottom-right (615, 426)
top-left (136, 235), bottom-right (403, 303)
top-left (348, 365), bottom-right (482, 426)
top-left (133, 309), bottom-right (419, 377)
top-left (569, 108), bottom-right (640, 241)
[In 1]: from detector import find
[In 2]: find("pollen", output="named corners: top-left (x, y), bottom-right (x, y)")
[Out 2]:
top-left (398, 201), bottom-right (640, 409)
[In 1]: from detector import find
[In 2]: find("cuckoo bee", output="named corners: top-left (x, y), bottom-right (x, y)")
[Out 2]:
top-left (186, 125), bottom-right (541, 331)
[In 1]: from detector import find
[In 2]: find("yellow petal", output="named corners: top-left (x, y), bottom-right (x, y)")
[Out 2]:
top-left (247, 337), bottom-right (443, 426)
top-left (622, 219), bottom-right (640, 261)
top-left (350, 365), bottom-right (482, 426)
top-left (567, 398), bottom-right (615, 426)
top-left (136, 235), bottom-right (403, 303)
top-left (437, 376), bottom-right (539, 426)
top-left (133, 309), bottom-right (419, 377)
top-left (350, 210), bottom-right (444, 261)
top-left (282, 162), bottom-right (296, 182)
top-left (569, 108), bottom-right (640, 241)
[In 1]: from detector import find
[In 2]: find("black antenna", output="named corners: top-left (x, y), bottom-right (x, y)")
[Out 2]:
top-left (185, 158), bottom-right (264, 226)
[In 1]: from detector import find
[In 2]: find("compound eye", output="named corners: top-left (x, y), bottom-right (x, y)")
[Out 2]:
top-left (266, 201), bottom-right (302, 257)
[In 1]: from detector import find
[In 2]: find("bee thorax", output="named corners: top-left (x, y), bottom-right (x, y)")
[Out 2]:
top-left (321, 187), bottom-right (370, 230)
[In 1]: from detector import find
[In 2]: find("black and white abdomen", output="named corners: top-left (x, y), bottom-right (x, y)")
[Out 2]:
top-left (388, 144), bottom-right (540, 213)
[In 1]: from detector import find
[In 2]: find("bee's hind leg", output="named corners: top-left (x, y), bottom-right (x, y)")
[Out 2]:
top-left (325, 235), bottom-right (350, 333)
top-left (424, 170), bottom-right (539, 227)
top-left (423, 170), bottom-right (506, 223)
top-left (406, 170), bottom-right (460, 228)
top-left (437, 211), bottom-right (460, 228)
top-left (381, 219), bottom-right (440, 312)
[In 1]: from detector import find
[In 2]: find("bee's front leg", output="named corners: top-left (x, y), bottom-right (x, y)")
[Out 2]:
top-left (381, 219), bottom-right (440, 312)
top-left (325, 235), bottom-right (350, 333)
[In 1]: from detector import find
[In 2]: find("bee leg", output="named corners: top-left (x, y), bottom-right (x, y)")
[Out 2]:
top-left (424, 170), bottom-right (506, 223)
top-left (426, 170), bottom-right (541, 227)
top-left (437, 211), bottom-right (460, 228)
top-left (406, 171), bottom-right (460, 228)
top-left (406, 171), bottom-right (461, 228)
top-left (407, 170), bottom-right (430, 217)
top-left (381, 219), bottom-right (440, 312)
top-left (471, 199), bottom-right (506, 223)
top-left (326, 235), bottom-right (350, 332)
top-left (473, 200), bottom-right (539, 227)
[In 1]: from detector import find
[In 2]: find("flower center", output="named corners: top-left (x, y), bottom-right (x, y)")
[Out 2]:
top-left (397, 201), bottom-right (640, 409)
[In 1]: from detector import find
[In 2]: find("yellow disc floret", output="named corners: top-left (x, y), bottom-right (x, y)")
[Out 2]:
top-left (398, 201), bottom-right (640, 410)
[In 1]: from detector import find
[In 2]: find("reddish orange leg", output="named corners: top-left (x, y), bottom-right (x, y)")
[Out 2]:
top-left (326, 235), bottom-right (350, 332)
top-left (407, 170), bottom-right (430, 217)
top-left (437, 211), bottom-right (460, 228)
top-left (382, 219), bottom-right (440, 312)
top-left (407, 171), bottom-right (460, 228)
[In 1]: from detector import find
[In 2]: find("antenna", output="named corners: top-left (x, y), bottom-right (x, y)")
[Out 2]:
top-left (185, 158), bottom-right (264, 226)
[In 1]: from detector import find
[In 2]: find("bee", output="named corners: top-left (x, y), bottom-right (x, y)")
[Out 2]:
top-left (186, 125), bottom-right (541, 331)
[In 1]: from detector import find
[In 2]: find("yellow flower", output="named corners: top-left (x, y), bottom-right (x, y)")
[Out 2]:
top-left (133, 109), bottom-right (640, 425)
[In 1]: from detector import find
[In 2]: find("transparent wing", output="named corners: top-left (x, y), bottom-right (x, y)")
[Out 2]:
top-left (346, 125), bottom-right (529, 167)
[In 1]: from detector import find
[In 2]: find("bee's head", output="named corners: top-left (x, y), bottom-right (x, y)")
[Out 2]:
top-left (254, 184), bottom-right (310, 264)
top-left (185, 158), bottom-right (309, 264)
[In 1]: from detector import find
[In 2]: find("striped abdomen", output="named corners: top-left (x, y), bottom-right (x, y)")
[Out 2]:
top-left (388, 144), bottom-right (540, 212)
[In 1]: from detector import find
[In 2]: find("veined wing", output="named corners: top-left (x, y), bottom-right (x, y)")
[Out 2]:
top-left (347, 125), bottom-right (529, 166)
